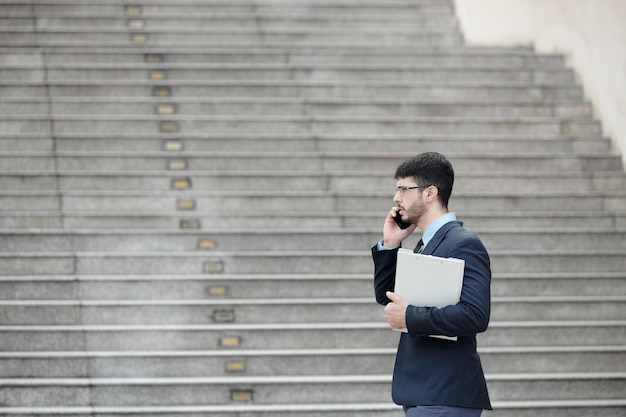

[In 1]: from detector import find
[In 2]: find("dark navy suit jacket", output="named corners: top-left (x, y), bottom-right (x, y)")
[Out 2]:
top-left (372, 221), bottom-right (492, 409)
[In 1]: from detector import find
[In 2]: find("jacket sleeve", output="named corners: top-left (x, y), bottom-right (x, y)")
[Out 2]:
top-left (371, 244), bottom-right (400, 305)
top-left (405, 235), bottom-right (491, 337)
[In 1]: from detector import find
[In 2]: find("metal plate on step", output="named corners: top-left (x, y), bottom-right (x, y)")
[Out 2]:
top-left (177, 199), bottom-right (196, 211)
top-left (171, 178), bottom-right (191, 190)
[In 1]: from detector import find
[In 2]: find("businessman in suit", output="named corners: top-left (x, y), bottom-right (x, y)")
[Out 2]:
top-left (371, 152), bottom-right (492, 416)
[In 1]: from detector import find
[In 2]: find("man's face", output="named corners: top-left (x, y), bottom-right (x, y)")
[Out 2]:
top-left (394, 177), bottom-right (428, 224)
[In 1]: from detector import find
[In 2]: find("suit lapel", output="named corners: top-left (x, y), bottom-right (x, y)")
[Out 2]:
top-left (421, 221), bottom-right (461, 255)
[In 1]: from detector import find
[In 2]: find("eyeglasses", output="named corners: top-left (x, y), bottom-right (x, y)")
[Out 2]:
top-left (395, 185), bottom-right (430, 196)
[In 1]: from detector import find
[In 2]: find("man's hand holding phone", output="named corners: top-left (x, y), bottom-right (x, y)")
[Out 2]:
top-left (383, 207), bottom-right (417, 248)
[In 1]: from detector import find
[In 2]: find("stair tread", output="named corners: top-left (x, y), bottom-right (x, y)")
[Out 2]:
top-left (2, 400), bottom-right (626, 415)
top-left (2, 344), bottom-right (625, 357)
top-left (0, 45), bottom-right (542, 54)
top-left (2, 295), bottom-right (625, 306)
top-left (2, 370), bottom-right (626, 384)
top-left (0, 170), bottom-right (616, 177)
top-left (2, 247), bottom-right (626, 254)
top-left (1, 78), bottom-right (580, 86)
top-left (0, 115), bottom-right (595, 121)
top-left (4, 26), bottom-right (458, 34)
top-left (1, 270), bottom-right (624, 279)
top-left (1, 62), bottom-right (570, 70)
top-left (2, 190), bottom-right (625, 197)
top-left (1, 226), bottom-right (625, 233)
top-left (1, 399), bottom-right (626, 413)
top-left (1, 151), bottom-right (618, 161)
top-left (1, 320), bottom-right (625, 338)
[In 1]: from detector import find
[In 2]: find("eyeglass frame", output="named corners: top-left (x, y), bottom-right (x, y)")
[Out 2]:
top-left (395, 185), bottom-right (432, 196)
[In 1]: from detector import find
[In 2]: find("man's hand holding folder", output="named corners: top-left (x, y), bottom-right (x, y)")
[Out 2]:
top-left (384, 291), bottom-right (409, 330)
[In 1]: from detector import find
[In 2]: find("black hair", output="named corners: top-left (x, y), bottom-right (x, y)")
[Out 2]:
top-left (394, 152), bottom-right (454, 208)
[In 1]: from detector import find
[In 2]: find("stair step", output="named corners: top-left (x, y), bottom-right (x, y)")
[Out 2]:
top-left (2, 320), bottom-right (626, 350)
top-left (0, 402), bottom-right (624, 417)
top-left (481, 346), bottom-right (626, 373)
top-left (14, 15), bottom-right (457, 31)
top-left (1, 294), bottom-right (624, 325)
top-left (2, 345), bottom-right (625, 378)
top-left (1, 133), bottom-right (612, 153)
top-left (0, 193), bottom-right (61, 211)
top-left (2, 271), bottom-right (625, 300)
top-left (488, 372), bottom-right (626, 401)
top-left (6, 14), bottom-right (458, 28)
top-left (0, 404), bottom-right (403, 417)
top-left (2, 81), bottom-right (584, 101)
top-left (0, 349), bottom-right (394, 378)
top-left (1, 30), bottom-right (463, 48)
top-left (28, 48), bottom-right (566, 68)
top-left (0, 375), bottom-right (393, 406)
top-left (20, 1), bottom-right (455, 16)
top-left (2, 151), bottom-right (620, 173)
top-left (0, 372), bottom-right (624, 406)
top-left (0, 45), bottom-right (548, 57)
top-left (2, 249), bottom-right (626, 275)
top-left (0, 136), bottom-right (57, 151)
top-left (3, 210), bottom-right (626, 230)
top-left (3, 67), bottom-right (569, 85)
top-left (3, 171), bottom-right (624, 193)
top-left (0, 114), bottom-right (601, 135)
top-left (0, 229), bottom-right (625, 252)
top-left (486, 400), bottom-right (626, 417)
top-left (3, 190), bottom-right (625, 214)
top-left (0, 98), bottom-right (592, 118)
top-left (0, 402), bottom-right (625, 417)
top-left (2, 133), bottom-right (610, 154)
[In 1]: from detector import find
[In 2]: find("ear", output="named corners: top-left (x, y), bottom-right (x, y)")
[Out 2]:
top-left (424, 185), bottom-right (439, 203)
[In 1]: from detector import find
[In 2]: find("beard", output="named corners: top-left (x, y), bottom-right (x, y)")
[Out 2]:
top-left (403, 197), bottom-right (427, 224)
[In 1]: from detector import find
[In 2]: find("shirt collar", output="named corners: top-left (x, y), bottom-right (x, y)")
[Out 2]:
top-left (421, 212), bottom-right (457, 247)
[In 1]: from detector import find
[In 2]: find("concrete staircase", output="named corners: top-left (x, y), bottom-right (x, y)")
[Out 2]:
top-left (1, 0), bottom-right (626, 416)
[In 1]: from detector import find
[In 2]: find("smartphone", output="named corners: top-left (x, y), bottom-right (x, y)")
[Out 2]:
top-left (393, 210), bottom-right (412, 229)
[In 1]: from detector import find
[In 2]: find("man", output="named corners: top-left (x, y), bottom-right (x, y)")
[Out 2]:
top-left (371, 152), bottom-right (492, 416)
